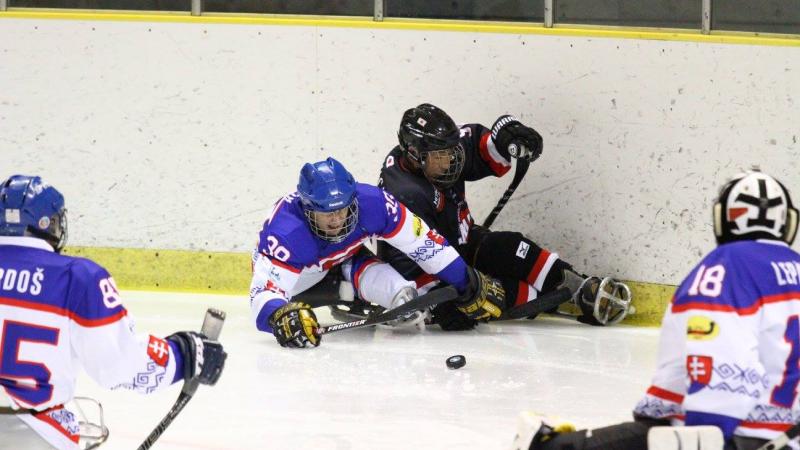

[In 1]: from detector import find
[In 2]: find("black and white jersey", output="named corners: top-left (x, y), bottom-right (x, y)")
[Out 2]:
top-left (378, 123), bottom-right (513, 280)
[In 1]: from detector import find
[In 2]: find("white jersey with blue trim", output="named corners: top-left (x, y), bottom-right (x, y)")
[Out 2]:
top-left (0, 236), bottom-right (183, 449)
top-left (249, 183), bottom-right (469, 332)
top-left (634, 239), bottom-right (800, 443)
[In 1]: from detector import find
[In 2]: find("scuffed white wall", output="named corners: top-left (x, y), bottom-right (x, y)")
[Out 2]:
top-left (0, 18), bottom-right (797, 285)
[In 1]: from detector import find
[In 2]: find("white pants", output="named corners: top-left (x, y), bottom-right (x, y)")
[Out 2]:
top-left (0, 414), bottom-right (56, 449)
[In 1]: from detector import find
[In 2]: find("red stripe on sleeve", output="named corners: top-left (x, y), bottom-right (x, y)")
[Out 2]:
top-left (271, 258), bottom-right (302, 274)
top-left (515, 281), bottom-right (529, 307)
top-left (478, 133), bottom-right (511, 177)
top-left (646, 385), bottom-right (684, 404)
top-left (526, 250), bottom-right (551, 285)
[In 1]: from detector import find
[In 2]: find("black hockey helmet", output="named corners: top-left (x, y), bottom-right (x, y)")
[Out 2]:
top-left (398, 104), bottom-right (465, 188)
top-left (713, 169), bottom-right (798, 246)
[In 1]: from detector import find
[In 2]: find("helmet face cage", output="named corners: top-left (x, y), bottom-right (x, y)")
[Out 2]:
top-left (398, 105), bottom-right (464, 189)
top-left (713, 171), bottom-right (798, 245)
top-left (420, 144), bottom-right (466, 189)
top-left (304, 198), bottom-right (359, 244)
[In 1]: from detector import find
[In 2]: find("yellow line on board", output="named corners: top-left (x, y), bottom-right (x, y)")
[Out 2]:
top-left (1, 8), bottom-right (799, 47)
top-left (63, 246), bottom-right (673, 326)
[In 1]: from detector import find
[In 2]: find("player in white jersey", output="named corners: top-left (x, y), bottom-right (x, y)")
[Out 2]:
top-left (0, 175), bottom-right (228, 450)
top-left (250, 157), bottom-right (508, 348)
top-left (513, 170), bottom-right (800, 450)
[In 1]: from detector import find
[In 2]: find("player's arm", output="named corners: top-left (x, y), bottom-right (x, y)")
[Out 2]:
top-left (250, 234), bottom-right (321, 348)
top-left (462, 119), bottom-right (542, 181)
top-left (68, 263), bottom-right (225, 392)
top-left (376, 190), bottom-right (506, 320)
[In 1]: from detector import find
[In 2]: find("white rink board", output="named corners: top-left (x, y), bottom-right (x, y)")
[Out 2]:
top-left (0, 18), bottom-right (798, 284)
top-left (72, 291), bottom-right (659, 450)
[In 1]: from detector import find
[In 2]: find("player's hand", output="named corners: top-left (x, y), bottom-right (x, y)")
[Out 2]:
top-left (491, 115), bottom-right (543, 162)
top-left (457, 268), bottom-right (506, 320)
top-left (269, 302), bottom-right (321, 348)
top-left (432, 300), bottom-right (478, 330)
top-left (166, 331), bottom-right (227, 385)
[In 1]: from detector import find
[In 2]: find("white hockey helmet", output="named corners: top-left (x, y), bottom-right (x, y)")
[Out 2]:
top-left (713, 170), bottom-right (798, 245)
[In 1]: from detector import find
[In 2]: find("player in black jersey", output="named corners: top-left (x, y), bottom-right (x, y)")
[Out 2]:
top-left (378, 103), bottom-right (632, 330)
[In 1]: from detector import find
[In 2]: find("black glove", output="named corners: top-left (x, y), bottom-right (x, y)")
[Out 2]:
top-left (491, 115), bottom-right (543, 162)
top-left (457, 268), bottom-right (506, 320)
top-left (431, 300), bottom-right (478, 331)
top-left (269, 302), bottom-right (321, 348)
top-left (166, 331), bottom-right (227, 385)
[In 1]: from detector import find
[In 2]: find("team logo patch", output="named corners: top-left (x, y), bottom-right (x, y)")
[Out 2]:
top-left (147, 335), bottom-right (170, 367)
top-left (686, 316), bottom-right (719, 341)
top-left (426, 229), bottom-right (446, 246)
top-left (516, 241), bottom-right (530, 258)
top-left (412, 215), bottom-right (423, 237)
top-left (266, 280), bottom-right (287, 298)
top-left (5, 209), bottom-right (21, 224)
top-left (38, 216), bottom-right (51, 230)
top-left (433, 189), bottom-right (444, 212)
top-left (686, 355), bottom-right (713, 385)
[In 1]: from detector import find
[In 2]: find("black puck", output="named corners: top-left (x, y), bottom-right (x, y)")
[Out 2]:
top-left (446, 355), bottom-right (466, 369)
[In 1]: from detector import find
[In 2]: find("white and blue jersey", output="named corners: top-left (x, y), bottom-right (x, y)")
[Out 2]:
top-left (634, 239), bottom-right (800, 444)
top-left (249, 183), bottom-right (470, 332)
top-left (0, 236), bottom-right (185, 450)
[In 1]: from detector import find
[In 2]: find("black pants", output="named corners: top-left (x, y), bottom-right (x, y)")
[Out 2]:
top-left (463, 228), bottom-right (573, 307)
top-left (536, 420), bottom-right (768, 450)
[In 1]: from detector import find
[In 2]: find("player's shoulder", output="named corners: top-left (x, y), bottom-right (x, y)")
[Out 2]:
top-left (672, 240), bottom-right (797, 314)
top-left (379, 154), bottom-right (434, 209)
top-left (703, 240), bottom-right (797, 268)
top-left (354, 182), bottom-right (385, 202)
top-left (380, 146), bottom-right (405, 172)
top-left (57, 253), bottom-right (111, 281)
top-left (259, 196), bottom-right (317, 265)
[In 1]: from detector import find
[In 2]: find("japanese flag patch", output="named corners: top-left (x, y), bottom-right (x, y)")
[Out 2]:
top-left (686, 355), bottom-right (713, 385)
top-left (147, 335), bottom-right (170, 367)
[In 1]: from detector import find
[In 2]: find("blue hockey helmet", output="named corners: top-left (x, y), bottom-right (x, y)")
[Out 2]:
top-left (297, 157), bottom-right (359, 243)
top-left (0, 175), bottom-right (68, 252)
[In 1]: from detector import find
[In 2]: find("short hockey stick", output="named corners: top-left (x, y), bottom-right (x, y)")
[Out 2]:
top-left (756, 425), bottom-right (800, 450)
top-left (137, 308), bottom-right (226, 450)
top-left (482, 149), bottom-right (530, 229)
top-left (496, 287), bottom-right (572, 321)
top-left (316, 286), bottom-right (458, 335)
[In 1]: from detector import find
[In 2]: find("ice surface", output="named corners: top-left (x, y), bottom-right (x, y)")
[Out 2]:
top-left (76, 291), bottom-right (660, 450)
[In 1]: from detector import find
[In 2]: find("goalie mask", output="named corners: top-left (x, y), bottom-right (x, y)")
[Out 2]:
top-left (0, 175), bottom-right (68, 252)
top-left (297, 157), bottom-right (359, 244)
top-left (398, 103), bottom-right (465, 189)
top-left (713, 170), bottom-right (798, 246)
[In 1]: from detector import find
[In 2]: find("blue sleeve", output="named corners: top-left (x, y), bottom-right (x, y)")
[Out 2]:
top-left (67, 259), bottom-right (128, 326)
top-left (169, 340), bottom-right (184, 383)
top-left (684, 411), bottom-right (740, 441)
top-left (437, 259), bottom-right (470, 294)
top-left (256, 299), bottom-right (287, 333)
